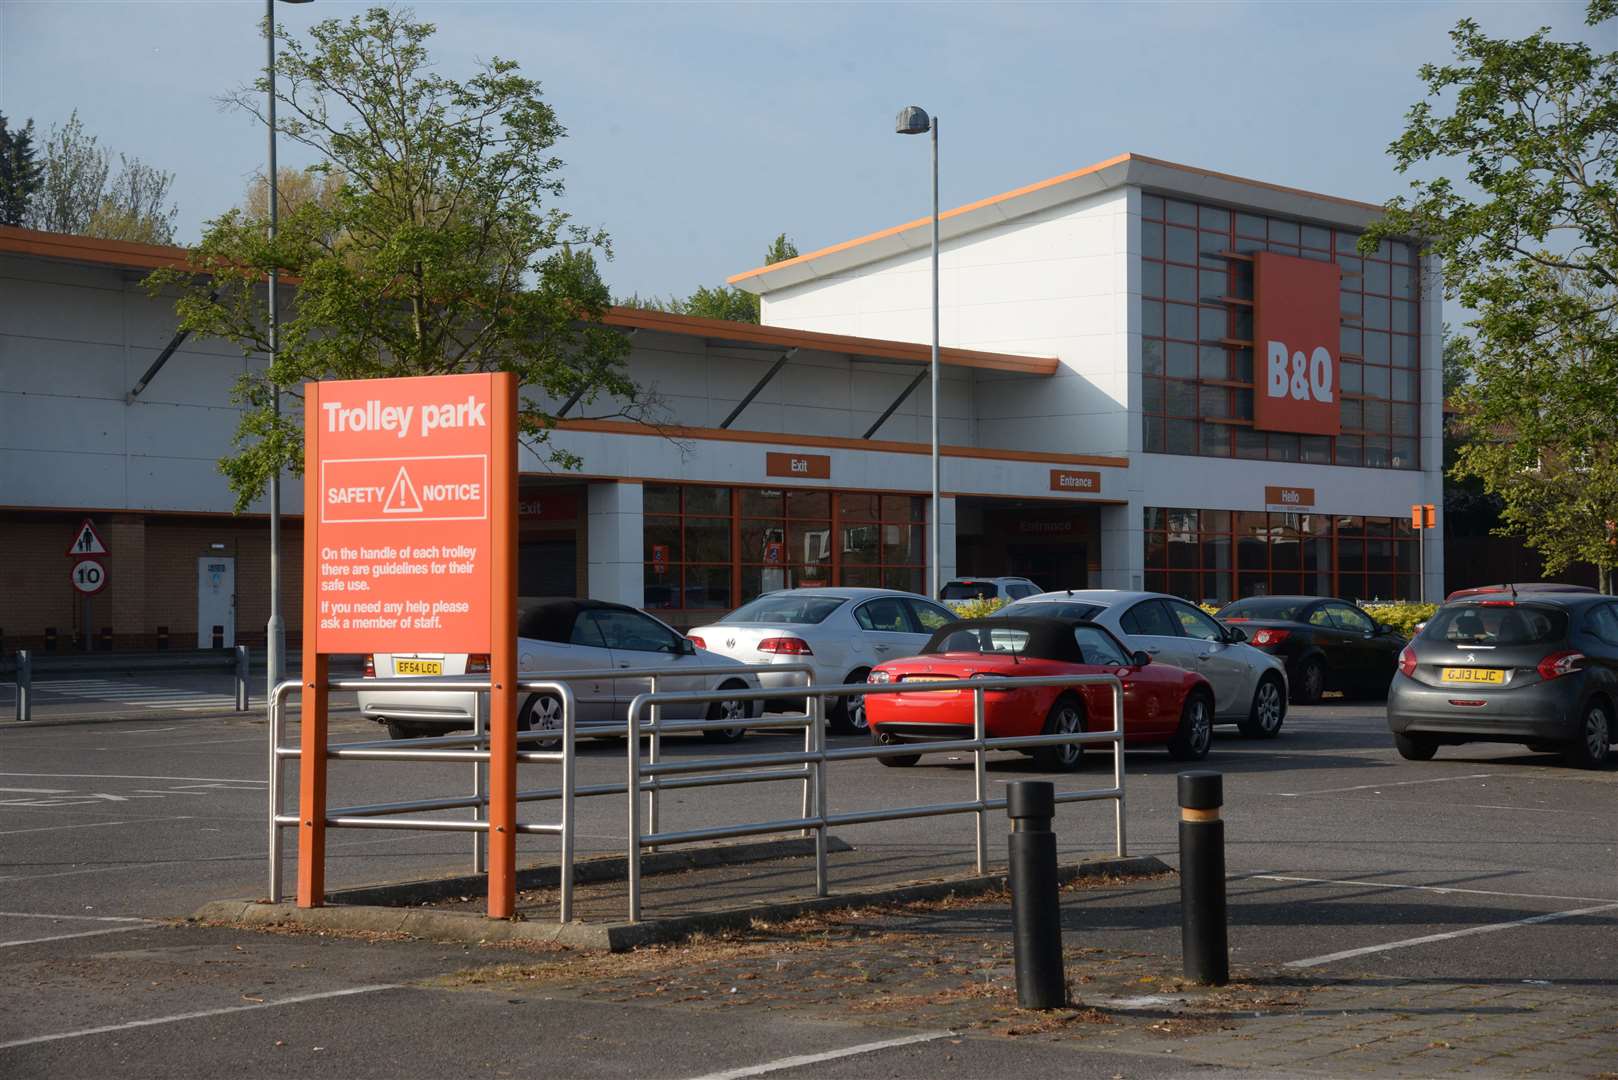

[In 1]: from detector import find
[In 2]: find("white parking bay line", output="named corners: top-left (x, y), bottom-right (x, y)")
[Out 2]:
top-left (1247, 873), bottom-right (1618, 905)
top-left (1277, 773), bottom-right (1494, 797)
top-left (0, 772), bottom-right (265, 785)
top-left (684, 1030), bottom-right (955, 1080)
top-left (0, 911), bottom-right (150, 922)
top-left (1284, 902), bottom-right (1618, 969)
top-left (0, 984), bottom-right (401, 1050)
top-left (0, 816), bottom-right (196, 836)
top-left (0, 924), bottom-right (154, 949)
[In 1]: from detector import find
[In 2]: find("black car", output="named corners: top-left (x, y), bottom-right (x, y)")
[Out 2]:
top-left (1216, 595), bottom-right (1405, 705)
top-left (1386, 592), bottom-right (1617, 769)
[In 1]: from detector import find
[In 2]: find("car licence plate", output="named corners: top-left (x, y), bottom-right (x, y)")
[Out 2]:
top-left (1440, 667), bottom-right (1503, 685)
top-left (395, 659), bottom-right (443, 676)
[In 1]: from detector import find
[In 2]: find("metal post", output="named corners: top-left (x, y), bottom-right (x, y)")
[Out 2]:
top-left (928, 116), bottom-right (941, 600)
top-left (800, 672), bottom-right (814, 838)
top-left (559, 684), bottom-right (575, 924)
top-left (1417, 520), bottom-right (1425, 604)
top-left (812, 687), bottom-right (828, 898)
top-left (472, 690), bottom-right (486, 874)
top-left (627, 698), bottom-right (643, 923)
top-left (234, 645), bottom-right (250, 711)
top-left (264, 0), bottom-right (286, 712)
top-left (1112, 680), bottom-right (1127, 857)
top-left (1178, 770), bottom-right (1229, 986)
top-left (1007, 780), bottom-right (1065, 1009)
top-left (972, 682), bottom-right (987, 874)
top-left (647, 675), bottom-right (660, 847)
top-left (14, 649), bottom-right (30, 723)
top-left (268, 682), bottom-right (284, 902)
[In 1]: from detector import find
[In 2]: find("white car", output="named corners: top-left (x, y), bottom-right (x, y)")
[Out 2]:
top-left (687, 588), bottom-right (957, 734)
top-left (939, 576), bottom-right (1043, 611)
top-left (998, 590), bottom-right (1289, 736)
top-left (359, 598), bottom-right (762, 743)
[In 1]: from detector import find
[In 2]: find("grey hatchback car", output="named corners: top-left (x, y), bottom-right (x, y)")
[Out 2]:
top-left (1386, 592), bottom-right (1618, 769)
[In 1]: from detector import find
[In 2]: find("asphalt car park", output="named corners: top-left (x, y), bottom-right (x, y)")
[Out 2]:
top-left (1, 683), bottom-right (1614, 1077)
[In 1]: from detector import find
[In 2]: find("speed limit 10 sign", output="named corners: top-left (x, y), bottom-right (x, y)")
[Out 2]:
top-left (71, 559), bottom-right (108, 595)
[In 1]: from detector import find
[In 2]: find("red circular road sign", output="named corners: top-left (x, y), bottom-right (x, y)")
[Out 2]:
top-left (71, 559), bottom-right (109, 595)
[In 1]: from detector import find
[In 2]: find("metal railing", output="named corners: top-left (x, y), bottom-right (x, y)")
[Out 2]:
top-left (267, 662), bottom-right (814, 920)
top-left (13, 645), bottom-right (251, 722)
top-left (623, 674), bottom-right (1126, 922)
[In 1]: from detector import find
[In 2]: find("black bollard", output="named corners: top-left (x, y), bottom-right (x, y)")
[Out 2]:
top-left (1007, 780), bottom-right (1065, 1009)
top-left (1178, 770), bottom-right (1229, 986)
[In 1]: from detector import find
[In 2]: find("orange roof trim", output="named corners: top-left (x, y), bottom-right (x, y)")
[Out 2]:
top-left (0, 225), bottom-right (193, 272)
top-left (729, 152), bottom-right (1385, 287)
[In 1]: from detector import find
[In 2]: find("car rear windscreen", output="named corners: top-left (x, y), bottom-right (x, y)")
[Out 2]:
top-left (928, 626), bottom-right (1031, 655)
top-left (720, 595), bottom-right (847, 624)
top-left (998, 601), bottom-right (1102, 621)
top-left (1219, 598), bottom-right (1309, 622)
top-left (1420, 604), bottom-right (1568, 646)
top-left (941, 582), bottom-right (995, 600)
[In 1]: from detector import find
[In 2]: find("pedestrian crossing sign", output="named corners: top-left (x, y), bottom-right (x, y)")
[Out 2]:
top-left (67, 518), bottom-right (110, 558)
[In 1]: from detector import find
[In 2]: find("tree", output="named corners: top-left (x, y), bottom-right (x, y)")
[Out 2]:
top-left (148, 7), bottom-right (649, 512)
top-left (0, 112), bottom-right (41, 226)
top-left (617, 232), bottom-right (799, 323)
top-left (1363, 0), bottom-right (1618, 588)
top-left (243, 165), bottom-right (345, 220)
top-left (24, 111), bottom-right (178, 243)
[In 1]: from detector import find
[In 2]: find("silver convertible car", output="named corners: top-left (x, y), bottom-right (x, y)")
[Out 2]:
top-left (359, 598), bottom-right (764, 743)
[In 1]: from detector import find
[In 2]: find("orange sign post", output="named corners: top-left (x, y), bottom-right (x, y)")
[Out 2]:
top-left (301, 372), bottom-right (518, 917)
top-left (1410, 503), bottom-right (1437, 603)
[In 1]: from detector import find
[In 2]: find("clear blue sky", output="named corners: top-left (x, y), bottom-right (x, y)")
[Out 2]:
top-left (1, 1), bottom-right (1608, 304)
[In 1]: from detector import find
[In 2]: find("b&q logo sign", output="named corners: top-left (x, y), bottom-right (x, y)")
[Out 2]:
top-left (1253, 251), bottom-right (1341, 437)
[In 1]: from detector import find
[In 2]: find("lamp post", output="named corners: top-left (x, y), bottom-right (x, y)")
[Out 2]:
top-left (266, 0), bottom-right (312, 703)
top-left (896, 105), bottom-right (941, 600)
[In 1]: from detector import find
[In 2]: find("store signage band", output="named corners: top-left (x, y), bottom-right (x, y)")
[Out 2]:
top-left (766, 451), bottom-right (831, 479)
top-left (1252, 251), bottom-right (1341, 437)
top-left (1050, 469), bottom-right (1102, 494)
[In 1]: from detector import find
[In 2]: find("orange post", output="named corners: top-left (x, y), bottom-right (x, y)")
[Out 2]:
top-left (487, 372), bottom-right (518, 918)
top-left (298, 382), bottom-right (329, 907)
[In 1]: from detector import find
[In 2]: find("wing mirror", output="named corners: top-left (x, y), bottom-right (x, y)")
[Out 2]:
top-left (1224, 625), bottom-right (1248, 644)
top-left (678, 637), bottom-right (698, 656)
top-left (1131, 650), bottom-right (1152, 667)
top-left (1378, 623), bottom-right (1397, 635)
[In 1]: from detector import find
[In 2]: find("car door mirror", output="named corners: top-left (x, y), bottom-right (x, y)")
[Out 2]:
top-left (1131, 650), bottom-right (1152, 667)
top-left (677, 637), bottom-right (697, 656)
top-left (1223, 625), bottom-right (1247, 644)
top-left (1378, 623), bottom-right (1397, 635)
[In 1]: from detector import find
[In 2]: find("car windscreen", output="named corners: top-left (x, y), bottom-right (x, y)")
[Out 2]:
top-left (720, 595), bottom-right (847, 625)
top-left (928, 626), bottom-right (1030, 655)
top-left (940, 582), bottom-right (996, 600)
top-left (998, 601), bottom-right (1102, 621)
top-left (1219, 598), bottom-right (1309, 622)
top-left (1420, 604), bottom-right (1568, 647)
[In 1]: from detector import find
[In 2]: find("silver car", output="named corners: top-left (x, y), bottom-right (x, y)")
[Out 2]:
top-left (687, 588), bottom-right (957, 734)
top-left (939, 576), bottom-right (1043, 611)
top-left (360, 598), bottom-right (762, 743)
top-left (998, 590), bottom-right (1289, 736)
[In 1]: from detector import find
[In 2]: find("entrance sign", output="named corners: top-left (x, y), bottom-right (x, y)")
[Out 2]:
top-left (67, 519), bottom-right (109, 558)
top-left (301, 372), bottom-right (518, 918)
top-left (71, 559), bottom-right (108, 594)
top-left (1049, 469), bottom-right (1102, 494)
top-left (1253, 252), bottom-right (1340, 436)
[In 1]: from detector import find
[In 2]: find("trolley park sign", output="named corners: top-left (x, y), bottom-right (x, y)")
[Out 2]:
top-left (306, 373), bottom-right (510, 654)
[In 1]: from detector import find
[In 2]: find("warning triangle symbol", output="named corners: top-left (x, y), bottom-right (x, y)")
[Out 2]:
top-left (383, 467), bottom-right (423, 514)
top-left (66, 518), bottom-right (110, 557)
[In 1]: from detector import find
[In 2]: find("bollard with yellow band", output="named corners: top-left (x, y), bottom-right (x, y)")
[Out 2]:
top-left (1178, 770), bottom-right (1229, 985)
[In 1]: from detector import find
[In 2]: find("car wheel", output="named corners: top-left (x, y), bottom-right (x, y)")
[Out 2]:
top-left (828, 669), bottom-right (871, 735)
top-left (1394, 732), bottom-right (1438, 760)
top-left (1238, 676), bottom-right (1286, 738)
top-left (702, 683), bottom-right (751, 743)
top-left (1563, 701), bottom-right (1613, 770)
top-left (1291, 659), bottom-right (1326, 706)
top-left (517, 692), bottom-right (564, 750)
top-left (1167, 690), bottom-right (1213, 761)
top-left (1033, 694), bottom-right (1086, 772)
top-left (385, 720), bottom-right (423, 741)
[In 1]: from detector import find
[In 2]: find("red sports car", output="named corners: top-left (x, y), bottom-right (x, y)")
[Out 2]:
top-left (865, 616), bottom-right (1214, 770)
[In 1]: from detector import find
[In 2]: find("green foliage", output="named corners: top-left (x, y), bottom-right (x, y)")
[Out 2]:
top-left (0, 112), bottom-right (41, 227)
top-left (1362, 602), bottom-right (1439, 638)
top-left (616, 232), bottom-right (798, 324)
top-left (149, 7), bottom-right (648, 512)
top-left (1364, 1), bottom-right (1618, 591)
top-left (946, 597), bottom-right (1007, 619)
top-left (25, 110), bottom-right (177, 242)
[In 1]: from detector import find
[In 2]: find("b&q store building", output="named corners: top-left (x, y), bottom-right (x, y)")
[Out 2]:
top-left (0, 153), bottom-right (1442, 649)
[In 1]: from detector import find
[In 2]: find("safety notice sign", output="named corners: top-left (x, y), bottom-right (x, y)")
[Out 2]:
top-left (304, 373), bottom-right (511, 654)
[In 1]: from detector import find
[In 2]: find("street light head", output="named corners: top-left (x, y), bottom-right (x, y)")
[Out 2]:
top-left (895, 106), bottom-right (931, 135)
top-left (278, 0), bottom-right (316, 4)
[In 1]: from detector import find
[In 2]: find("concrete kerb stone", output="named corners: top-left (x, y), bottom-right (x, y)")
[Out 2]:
top-left (193, 852), bottom-right (1170, 953)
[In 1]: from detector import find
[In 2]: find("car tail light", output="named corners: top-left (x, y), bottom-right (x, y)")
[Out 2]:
top-left (867, 670), bottom-right (891, 684)
top-left (1250, 628), bottom-right (1291, 648)
top-left (363, 654), bottom-right (375, 677)
top-left (1537, 650), bottom-right (1584, 681)
top-left (1478, 600), bottom-right (1517, 607)
top-left (1222, 617), bottom-right (1250, 623)
top-left (758, 636), bottom-right (813, 655)
top-left (1398, 644), bottom-right (1418, 678)
top-left (687, 635), bottom-right (707, 649)
top-left (466, 654), bottom-right (490, 674)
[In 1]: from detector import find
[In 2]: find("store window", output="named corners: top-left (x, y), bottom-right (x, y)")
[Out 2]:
top-left (1141, 193), bottom-right (1420, 470)
top-left (1143, 506), bottom-right (1417, 603)
top-left (643, 484), bottom-right (927, 625)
